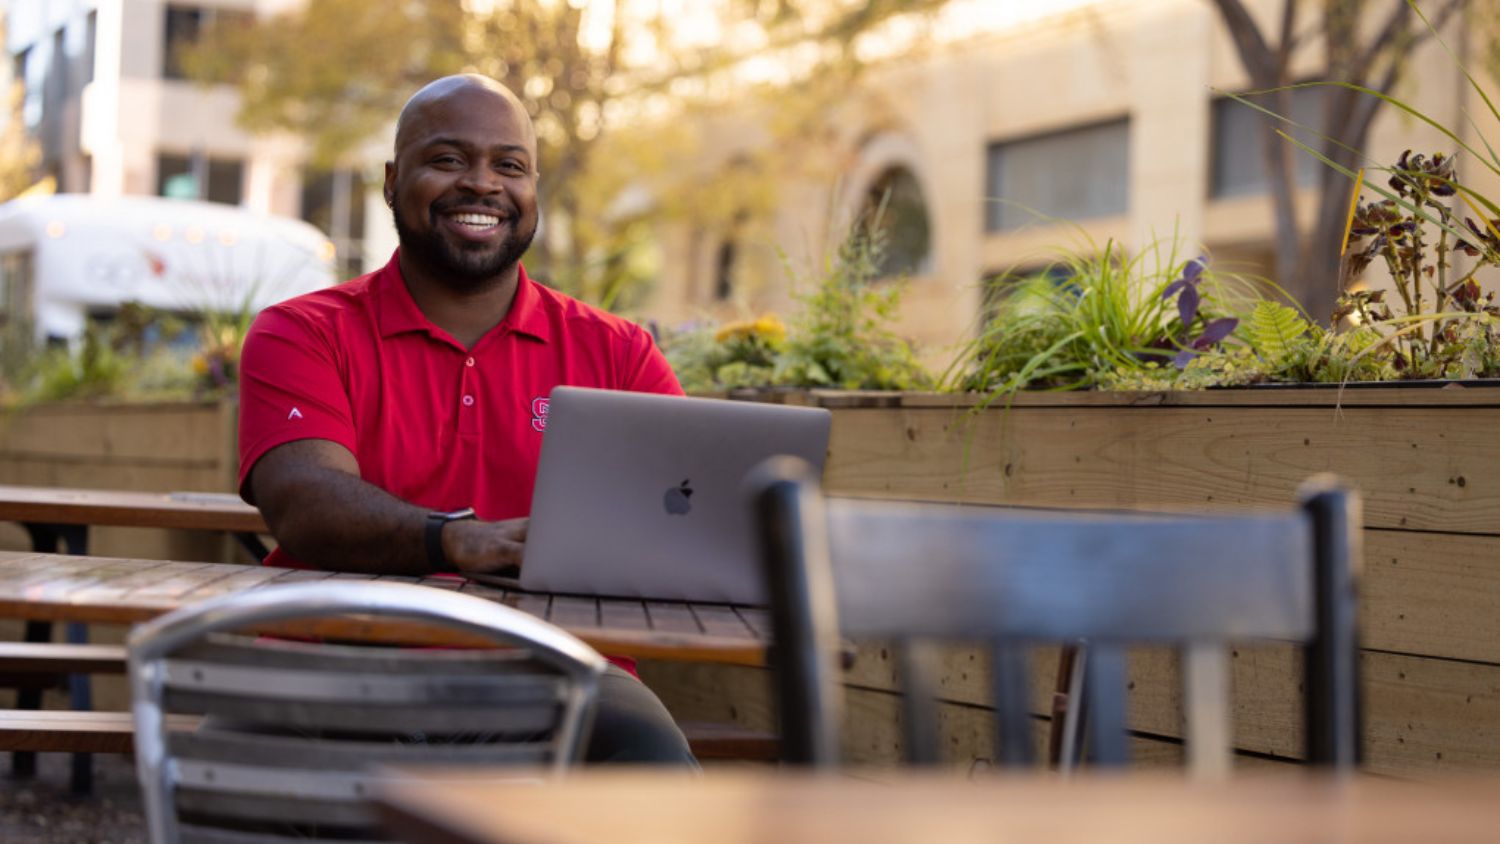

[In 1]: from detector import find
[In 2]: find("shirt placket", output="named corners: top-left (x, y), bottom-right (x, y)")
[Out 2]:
top-left (458, 353), bottom-right (480, 437)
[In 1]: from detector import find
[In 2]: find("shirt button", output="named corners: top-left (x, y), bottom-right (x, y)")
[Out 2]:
top-left (462, 395), bottom-right (475, 407)
top-left (465, 357), bottom-right (475, 367)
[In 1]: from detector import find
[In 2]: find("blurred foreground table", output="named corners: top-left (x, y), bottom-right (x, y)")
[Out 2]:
top-left (376, 770), bottom-right (1500, 844)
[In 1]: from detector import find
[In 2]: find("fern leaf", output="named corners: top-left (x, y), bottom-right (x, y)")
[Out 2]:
top-left (1247, 301), bottom-right (1311, 362)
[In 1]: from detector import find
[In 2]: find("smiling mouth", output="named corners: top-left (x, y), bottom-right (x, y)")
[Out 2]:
top-left (448, 212), bottom-right (504, 231)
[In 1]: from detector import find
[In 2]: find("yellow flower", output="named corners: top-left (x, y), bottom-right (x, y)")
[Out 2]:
top-left (714, 319), bottom-right (756, 343)
top-left (191, 354), bottom-right (209, 375)
top-left (751, 315), bottom-right (787, 344)
top-left (715, 314), bottom-right (786, 344)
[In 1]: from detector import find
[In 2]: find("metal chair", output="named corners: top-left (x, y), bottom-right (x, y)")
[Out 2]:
top-left (752, 456), bottom-right (1362, 774)
top-left (128, 581), bottom-right (606, 843)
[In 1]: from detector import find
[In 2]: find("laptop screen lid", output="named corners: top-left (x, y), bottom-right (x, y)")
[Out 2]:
top-left (516, 386), bottom-right (830, 604)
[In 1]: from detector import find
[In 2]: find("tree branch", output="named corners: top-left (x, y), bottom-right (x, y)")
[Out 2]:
top-left (1351, 46), bottom-right (1405, 143)
top-left (1348, 1), bottom-right (1413, 84)
top-left (1209, 0), bottom-right (1280, 85)
top-left (1274, 0), bottom-right (1299, 70)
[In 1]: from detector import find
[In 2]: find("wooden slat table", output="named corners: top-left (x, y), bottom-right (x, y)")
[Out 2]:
top-left (0, 485), bottom-right (273, 790)
top-left (0, 484), bottom-right (270, 559)
top-left (0, 485), bottom-right (266, 534)
top-left (0, 550), bottom-right (769, 666)
top-left (376, 770), bottom-right (1500, 844)
top-left (0, 549), bottom-right (772, 792)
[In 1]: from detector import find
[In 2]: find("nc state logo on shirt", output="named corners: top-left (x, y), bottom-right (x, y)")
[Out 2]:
top-left (530, 397), bottom-right (549, 432)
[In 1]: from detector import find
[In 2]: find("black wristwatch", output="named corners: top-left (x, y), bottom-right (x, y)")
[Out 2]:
top-left (424, 507), bottom-right (476, 572)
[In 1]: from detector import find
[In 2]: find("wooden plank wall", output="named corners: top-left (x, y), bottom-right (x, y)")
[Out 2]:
top-left (642, 387), bottom-right (1500, 776)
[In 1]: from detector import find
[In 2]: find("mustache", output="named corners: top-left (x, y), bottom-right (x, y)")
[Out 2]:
top-left (429, 197), bottom-right (513, 218)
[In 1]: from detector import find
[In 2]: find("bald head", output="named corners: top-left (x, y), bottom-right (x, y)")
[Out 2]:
top-left (394, 74), bottom-right (535, 158)
top-left (383, 73), bottom-right (540, 293)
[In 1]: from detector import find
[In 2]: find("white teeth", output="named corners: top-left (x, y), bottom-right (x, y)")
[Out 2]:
top-left (451, 213), bottom-right (500, 227)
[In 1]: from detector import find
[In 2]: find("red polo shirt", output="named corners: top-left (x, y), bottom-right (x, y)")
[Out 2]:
top-left (237, 250), bottom-right (683, 571)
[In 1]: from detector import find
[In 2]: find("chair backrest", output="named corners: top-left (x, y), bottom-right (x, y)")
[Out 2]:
top-left (128, 581), bottom-right (607, 844)
top-left (752, 456), bottom-right (1362, 774)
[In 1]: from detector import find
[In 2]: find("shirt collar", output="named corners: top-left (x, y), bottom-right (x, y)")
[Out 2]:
top-left (374, 249), bottom-right (551, 344)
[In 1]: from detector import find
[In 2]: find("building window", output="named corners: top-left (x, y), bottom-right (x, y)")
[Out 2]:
top-left (83, 11), bottom-right (98, 87)
top-left (301, 168), bottom-right (367, 278)
top-left (979, 262), bottom-right (1078, 330)
top-left (713, 239), bottom-right (736, 301)
top-left (985, 118), bottom-right (1130, 232)
top-left (48, 29), bottom-right (67, 106)
top-left (157, 153), bottom-right (244, 205)
top-left (859, 166), bottom-right (931, 279)
top-left (14, 47), bottom-right (40, 130)
top-left (163, 5), bottom-right (251, 80)
top-left (1210, 88), bottom-right (1325, 199)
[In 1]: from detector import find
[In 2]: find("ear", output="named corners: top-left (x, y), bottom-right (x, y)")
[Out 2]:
top-left (383, 160), bottom-right (397, 207)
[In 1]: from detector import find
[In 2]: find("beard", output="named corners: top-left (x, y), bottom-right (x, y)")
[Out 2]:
top-left (392, 198), bottom-right (537, 289)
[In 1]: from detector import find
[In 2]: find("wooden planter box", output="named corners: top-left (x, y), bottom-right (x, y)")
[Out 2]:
top-left (642, 385), bottom-right (1500, 777)
top-left (3, 391), bottom-right (1494, 777)
top-left (0, 399), bottom-right (240, 563)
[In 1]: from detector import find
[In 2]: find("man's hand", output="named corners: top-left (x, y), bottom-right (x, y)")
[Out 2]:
top-left (248, 439), bottom-right (529, 576)
top-left (444, 517), bottom-right (528, 575)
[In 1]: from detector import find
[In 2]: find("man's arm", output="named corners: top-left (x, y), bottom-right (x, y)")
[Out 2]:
top-left (248, 439), bottom-right (526, 576)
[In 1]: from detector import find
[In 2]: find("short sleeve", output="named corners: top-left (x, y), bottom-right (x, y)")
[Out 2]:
top-left (624, 326), bottom-right (684, 397)
top-left (237, 305), bottom-right (358, 496)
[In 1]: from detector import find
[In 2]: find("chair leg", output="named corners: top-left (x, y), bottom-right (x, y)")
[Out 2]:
top-left (1047, 644), bottom-right (1080, 767)
top-left (1083, 646), bottom-right (1129, 767)
top-left (1050, 644), bottom-right (1088, 773)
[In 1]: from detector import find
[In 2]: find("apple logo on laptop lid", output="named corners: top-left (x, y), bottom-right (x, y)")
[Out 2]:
top-left (663, 479), bottom-right (693, 515)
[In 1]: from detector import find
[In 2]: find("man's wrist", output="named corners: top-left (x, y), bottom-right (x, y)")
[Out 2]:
top-left (424, 508), bottom-right (476, 572)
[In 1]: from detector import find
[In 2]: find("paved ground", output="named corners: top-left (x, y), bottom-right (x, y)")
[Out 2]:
top-left (0, 753), bottom-right (146, 844)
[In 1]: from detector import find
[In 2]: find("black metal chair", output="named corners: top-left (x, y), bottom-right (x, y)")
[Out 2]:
top-left (128, 581), bottom-right (606, 843)
top-left (751, 456), bottom-right (1362, 773)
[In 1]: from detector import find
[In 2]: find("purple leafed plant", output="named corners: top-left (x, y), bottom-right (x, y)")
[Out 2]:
top-left (1161, 256), bottom-right (1238, 367)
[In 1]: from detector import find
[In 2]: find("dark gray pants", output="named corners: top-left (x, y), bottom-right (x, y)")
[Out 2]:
top-left (584, 664), bottom-right (699, 768)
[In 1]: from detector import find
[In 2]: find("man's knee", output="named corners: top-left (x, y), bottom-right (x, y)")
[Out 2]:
top-left (584, 665), bottom-right (699, 767)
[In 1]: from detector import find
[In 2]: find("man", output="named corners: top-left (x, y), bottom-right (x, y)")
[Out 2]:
top-left (236, 74), bottom-right (695, 765)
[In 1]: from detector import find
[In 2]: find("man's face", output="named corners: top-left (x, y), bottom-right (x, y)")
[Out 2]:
top-left (384, 86), bottom-right (539, 288)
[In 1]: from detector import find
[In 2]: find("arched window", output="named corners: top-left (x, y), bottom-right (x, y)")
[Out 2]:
top-left (860, 166), bottom-right (931, 279)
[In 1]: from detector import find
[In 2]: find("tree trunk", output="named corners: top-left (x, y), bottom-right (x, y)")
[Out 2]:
top-left (1208, 0), bottom-right (1464, 324)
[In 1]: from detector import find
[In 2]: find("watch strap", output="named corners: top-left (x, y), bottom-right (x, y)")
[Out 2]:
top-left (424, 508), bottom-right (476, 572)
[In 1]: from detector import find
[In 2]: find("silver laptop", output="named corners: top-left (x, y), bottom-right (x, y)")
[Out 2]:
top-left (477, 386), bottom-right (831, 605)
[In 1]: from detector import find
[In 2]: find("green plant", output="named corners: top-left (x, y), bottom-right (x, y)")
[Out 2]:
top-left (949, 237), bottom-right (1260, 399)
top-left (771, 213), bottom-right (931, 391)
top-left (23, 325), bottom-right (131, 403)
top-left (8, 305), bottom-right (207, 405)
top-left (661, 315), bottom-right (786, 393)
top-left (1222, 1), bottom-right (1500, 382)
top-left (191, 304), bottom-right (257, 397)
top-left (1329, 150), bottom-right (1500, 379)
top-left (659, 209), bottom-right (932, 393)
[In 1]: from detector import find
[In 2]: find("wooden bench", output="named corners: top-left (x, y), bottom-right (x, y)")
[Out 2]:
top-left (0, 641), bottom-right (131, 676)
top-left (0, 710), bottom-right (201, 752)
top-left (0, 642), bottom-right (780, 764)
top-left (0, 709), bottom-right (777, 761)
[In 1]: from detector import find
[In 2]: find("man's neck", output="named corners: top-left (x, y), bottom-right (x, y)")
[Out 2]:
top-left (398, 256), bottom-right (521, 349)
